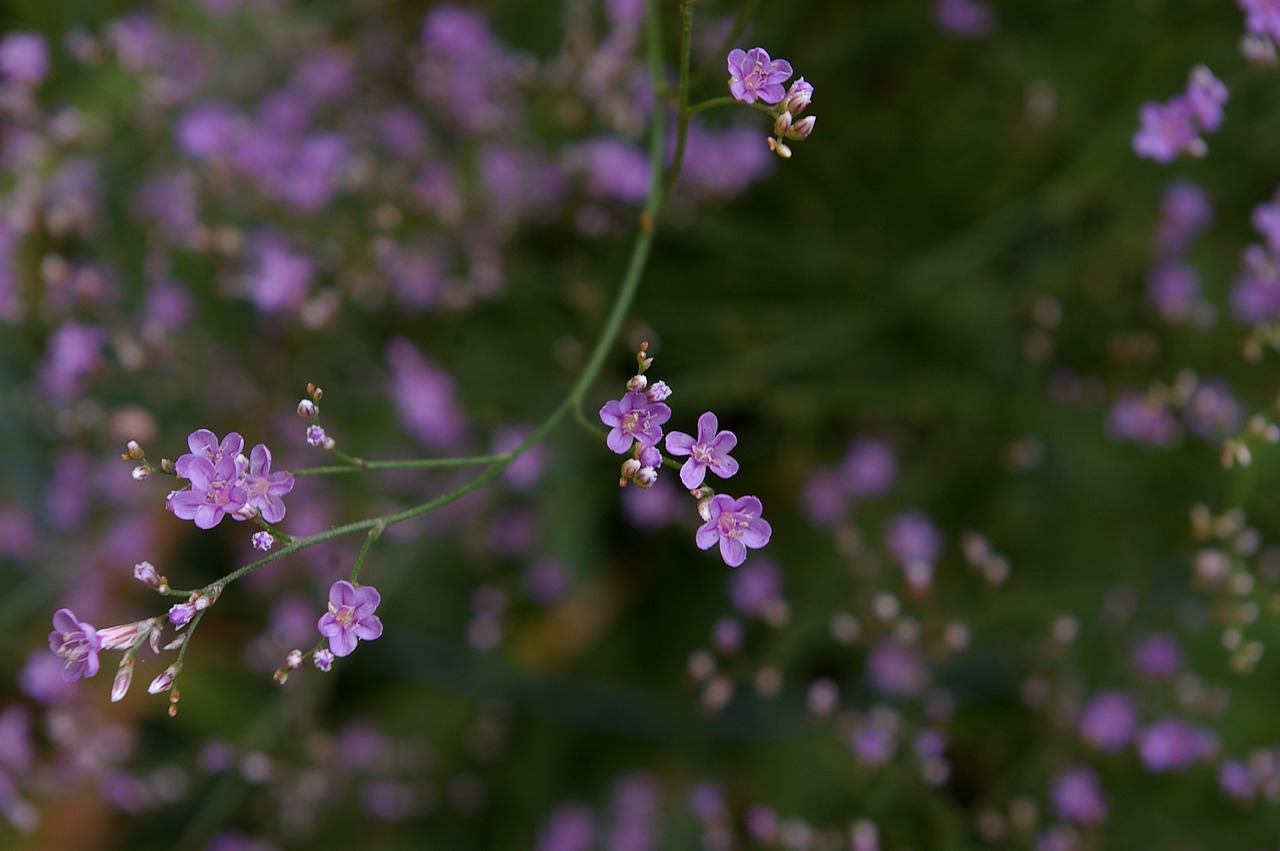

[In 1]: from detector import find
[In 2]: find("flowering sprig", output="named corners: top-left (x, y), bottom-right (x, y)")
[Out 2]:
top-left (598, 345), bottom-right (771, 566)
top-left (1133, 65), bottom-right (1228, 163)
top-left (726, 47), bottom-right (816, 159)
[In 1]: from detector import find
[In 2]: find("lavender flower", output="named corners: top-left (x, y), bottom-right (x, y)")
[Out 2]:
top-left (175, 429), bottom-right (244, 478)
top-left (1132, 98), bottom-right (1200, 163)
top-left (1050, 766), bottom-right (1108, 825)
top-left (1242, 0), bottom-right (1280, 44)
top-left (1154, 180), bottom-right (1212, 255)
top-left (696, 494), bottom-right (772, 567)
top-left (933, 0), bottom-right (997, 37)
top-left (1138, 717), bottom-right (1218, 773)
top-left (1231, 245), bottom-right (1280, 324)
top-left (241, 444), bottom-right (294, 523)
top-left (0, 32), bottom-right (49, 86)
top-left (727, 48), bottom-right (792, 105)
top-left (318, 580), bottom-right (384, 657)
top-left (167, 451), bottom-right (248, 529)
top-left (599, 391), bottom-right (671, 454)
top-left (1077, 690), bottom-right (1139, 753)
top-left (48, 609), bottom-right (101, 683)
top-left (665, 412), bottom-right (739, 490)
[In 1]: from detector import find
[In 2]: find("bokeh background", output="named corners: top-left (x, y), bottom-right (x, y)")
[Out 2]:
top-left (2, 0), bottom-right (1279, 848)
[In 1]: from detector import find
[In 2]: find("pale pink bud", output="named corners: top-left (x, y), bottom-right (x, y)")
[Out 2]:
top-left (627, 374), bottom-right (648, 393)
top-left (148, 664), bottom-right (179, 694)
top-left (285, 649), bottom-right (303, 670)
top-left (297, 399), bottom-right (318, 418)
top-left (111, 658), bottom-right (135, 702)
top-left (635, 466), bottom-right (658, 488)
top-left (646, 381), bottom-right (671, 403)
top-left (125, 440), bottom-right (144, 460)
top-left (168, 602), bottom-right (197, 627)
top-left (621, 458), bottom-right (642, 479)
top-left (131, 465), bottom-right (150, 481)
top-left (784, 78), bottom-right (813, 115)
top-left (133, 560), bottom-right (161, 588)
top-left (774, 110), bottom-right (794, 138)
top-left (767, 137), bottom-right (793, 159)
top-left (787, 115), bottom-right (816, 140)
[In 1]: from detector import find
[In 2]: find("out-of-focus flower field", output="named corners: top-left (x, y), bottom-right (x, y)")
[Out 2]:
top-left (4, 0), bottom-right (1280, 848)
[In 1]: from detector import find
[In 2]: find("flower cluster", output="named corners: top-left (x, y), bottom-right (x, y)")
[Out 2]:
top-left (1132, 65), bottom-right (1228, 163)
top-left (49, 606), bottom-right (167, 702)
top-left (727, 47), bottom-right (816, 159)
top-left (600, 344), bottom-right (771, 566)
top-left (164, 429), bottom-right (294, 529)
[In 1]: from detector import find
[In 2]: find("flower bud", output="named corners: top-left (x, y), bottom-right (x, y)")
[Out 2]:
top-left (148, 664), bottom-right (180, 694)
top-left (787, 115), bottom-right (816, 140)
top-left (126, 440), bottom-right (145, 460)
top-left (619, 458), bottom-right (642, 486)
top-left (168, 602), bottom-right (197, 627)
top-left (314, 648), bottom-right (335, 672)
top-left (131, 465), bottom-right (150, 482)
top-left (111, 658), bottom-right (135, 703)
top-left (297, 399), bottom-right (318, 418)
top-left (784, 78), bottom-right (813, 115)
top-left (133, 560), bottom-right (161, 588)
top-left (251, 531), bottom-right (275, 551)
top-left (638, 445), bottom-right (662, 468)
top-left (285, 649), bottom-right (303, 670)
top-left (646, 381), bottom-right (671, 403)
top-left (306, 425), bottom-right (327, 446)
top-left (774, 110), bottom-right (793, 138)
top-left (767, 137), bottom-right (792, 159)
top-left (627, 374), bottom-right (648, 393)
top-left (635, 466), bottom-right (658, 488)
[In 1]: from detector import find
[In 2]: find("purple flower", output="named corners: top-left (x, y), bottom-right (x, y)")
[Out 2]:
top-left (1077, 690), bottom-right (1138, 753)
top-left (387, 338), bottom-right (467, 449)
top-left (1185, 378), bottom-right (1244, 441)
top-left (727, 558), bottom-right (783, 616)
top-left (843, 439), bottom-right (897, 499)
top-left (933, 0), bottom-right (997, 37)
top-left (1154, 179), bottom-right (1212, 255)
top-left (1138, 716), bottom-right (1218, 773)
top-left (1145, 261), bottom-right (1202, 324)
top-left (1050, 766), bottom-right (1108, 825)
top-left (866, 641), bottom-right (929, 698)
top-left (665, 412), bottom-right (739, 490)
top-left (175, 429), bottom-right (244, 478)
top-left (1232, 245), bottom-right (1280, 324)
top-left (1253, 190), bottom-right (1280, 254)
top-left (242, 444), bottom-right (294, 523)
top-left (318, 580), bottom-right (384, 657)
top-left (0, 32), bottom-right (49, 86)
top-left (1242, 0), bottom-right (1280, 44)
top-left (1107, 391), bottom-right (1179, 448)
top-left (599, 391), bottom-right (671, 454)
top-left (1185, 65), bottom-right (1227, 132)
top-left (1219, 759), bottom-right (1256, 802)
top-left (48, 608), bottom-right (101, 683)
top-left (1132, 98), bottom-right (1200, 163)
top-left (696, 494), bottom-right (772, 567)
top-left (884, 510), bottom-right (943, 567)
top-left (726, 48), bottom-right (792, 105)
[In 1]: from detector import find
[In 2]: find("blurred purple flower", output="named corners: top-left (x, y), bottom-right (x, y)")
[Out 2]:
top-left (1145, 261), bottom-right (1202, 324)
top-left (884, 510), bottom-right (943, 567)
top-left (386, 338), bottom-right (467, 449)
top-left (843, 439), bottom-right (897, 499)
top-left (1078, 691), bottom-right (1139, 752)
top-left (1231, 245), bottom-right (1280, 324)
top-left (727, 558), bottom-right (783, 617)
top-left (1138, 717), bottom-right (1217, 773)
top-left (1242, 0), bottom-right (1280, 44)
top-left (1131, 632), bottom-right (1184, 678)
top-left (1154, 179), bottom-right (1212, 255)
top-left (1050, 766), bottom-right (1108, 824)
top-left (0, 32), bottom-right (49, 86)
top-left (933, 0), bottom-right (997, 37)
top-left (866, 641), bottom-right (929, 699)
top-left (574, 138), bottom-right (651, 204)
top-left (1107, 391), bottom-right (1179, 447)
top-left (1185, 379), bottom-right (1243, 442)
top-left (535, 802), bottom-right (596, 851)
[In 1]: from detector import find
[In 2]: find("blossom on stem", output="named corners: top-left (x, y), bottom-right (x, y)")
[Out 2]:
top-left (599, 391), bottom-right (671, 454)
top-left (695, 494), bottom-right (772, 567)
top-left (665, 412), bottom-right (739, 490)
top-left (727, 48), bottom-right (792, 105)
top-left (317, 580), bottom-right (384, 657)
top-left (48, 608), bottom-right (101, 683)
top-left (242, 444), bottom-right (294, 523)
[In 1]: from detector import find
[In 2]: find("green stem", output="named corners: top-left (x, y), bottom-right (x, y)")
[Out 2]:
top-left (206, 0), bottom-right (677, 591)
top-left (293, 454), bottom-right (509, 476)
top-left (662, 0), bottom-right (696, 196)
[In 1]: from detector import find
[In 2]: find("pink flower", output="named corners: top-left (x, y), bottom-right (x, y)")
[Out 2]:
top-left (242, 444), bottom-right (294, 523)
top-left (696, 494), bottom-right (772, 567)
top-left (599, 391), bottom-right (671, 454)
top-left (318, 580), bottom-right (384, 657)
top-left (48, 608), bottom-right (101, 683)
top-left (727, 48), bottom-right (792, 105)
top-left (665, 411), bottom-right (739, 490)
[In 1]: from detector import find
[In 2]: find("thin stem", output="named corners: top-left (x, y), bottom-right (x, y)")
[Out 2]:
top-left (205, 0), bottom-right (679, 590)
top-left (662, 0), bottom-right (696, 196)
top-left (350, 522), bottom-right (384, 583)
top-left (292, 454), bottom-right (509, 476)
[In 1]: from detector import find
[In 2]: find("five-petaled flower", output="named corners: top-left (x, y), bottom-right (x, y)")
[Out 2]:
top-left (666, 411), bottom-right (740, 490)
top-left (599, 391), bottom-right (672, 454)
top-left (696, 494), bottom-right (773, 567)
top-left (49, 608), bottom-right (101, 683)
top-left (317, 580), bottom-right (385, 657)
top-left (727, 47), bottom-right (793, 105)
top-left (242, 444), bottom-right (295, 523)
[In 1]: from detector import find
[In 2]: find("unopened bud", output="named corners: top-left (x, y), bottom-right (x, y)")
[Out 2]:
top-left (787, 115), bottom-right (816, 140)
top-left (131, 465), bottom-right (150, 482)
top-left (111, 658), bottom-right (135, 702)
top-left (148, 664), bottom-right (180, 694)
top-left (638, 445), bottom-right (662, 467)
top-left (297, 399), bottom-right (318, 418)
top-left (646, 381), bottom-right (671, 403)
top-left (133, 560), bottom-right (162, 588)
top-left (125, 440), bottom-right (144, 460)
top-left (306, 383), bottom-right (323, 401)
top-left (774, 110), bottom-right (793, 138)
top-left (627, 374), bottom-right (648, 392)
top-left (314, 648), bottom-right (334, 672)
top-left (767, 137), bottom-right (792, 159)
top-left (635, 466), bottom-right (658, 488)
top-left (285, 649), bottom-right (303, 670)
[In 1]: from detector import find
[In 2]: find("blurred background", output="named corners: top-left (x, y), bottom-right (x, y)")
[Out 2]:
top-left (2, 0), bottom-right (1279, 848)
